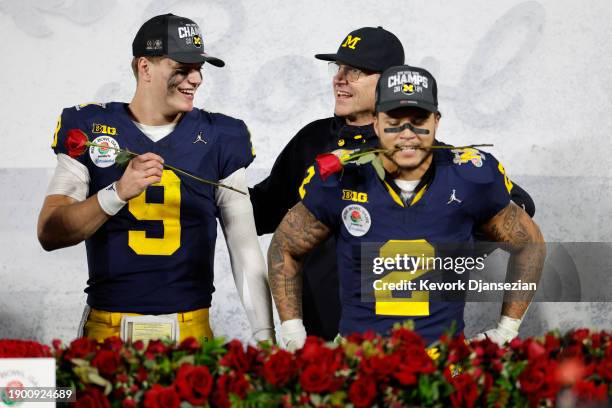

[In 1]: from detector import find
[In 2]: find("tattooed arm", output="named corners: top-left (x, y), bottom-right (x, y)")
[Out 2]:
top-left (474, 202), bottom-right (546, 344)
top-left (268, 202), bottom-right (332, 322)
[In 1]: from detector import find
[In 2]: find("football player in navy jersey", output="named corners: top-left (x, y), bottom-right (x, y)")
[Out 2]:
top-left (268, 65), bottom-right (545, 349)
top-left (37, 14), bottom-right (274, 343)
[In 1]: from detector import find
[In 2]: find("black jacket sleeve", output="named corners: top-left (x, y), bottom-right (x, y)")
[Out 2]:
top-left (249, 119), bottom-right (333, 235)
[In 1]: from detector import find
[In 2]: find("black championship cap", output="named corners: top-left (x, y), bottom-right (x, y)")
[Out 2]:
top-left (132, 13), bottom-right (224, 67)
top-left (315, 26), bottom-right (404, 72)
top-left (376, 65), bottom-right (438, 113)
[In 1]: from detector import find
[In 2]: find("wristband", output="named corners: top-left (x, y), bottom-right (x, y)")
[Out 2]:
top-left (97, 182), bottom-right (127, 216)
top-left (498, 315), bottom-right (522, 333)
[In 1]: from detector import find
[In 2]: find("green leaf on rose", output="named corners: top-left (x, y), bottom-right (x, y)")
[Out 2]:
top-left (371, 156), bottom-right (385, 181)
top-left (355, 152), bottom-right (376, 165)
top-left (115, 150), bottom-right (135, 167)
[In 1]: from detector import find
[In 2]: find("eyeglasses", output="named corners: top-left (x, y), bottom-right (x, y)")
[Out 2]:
top-left (328, 62), bottom-right (371, 82)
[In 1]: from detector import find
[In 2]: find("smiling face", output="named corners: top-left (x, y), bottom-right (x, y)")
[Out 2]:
top-left (148, 58), bottom-right (203, 115)
top-left (374, 107), bottom-right (440, 180)
top-left (332, 62), bottom-right (380, 126)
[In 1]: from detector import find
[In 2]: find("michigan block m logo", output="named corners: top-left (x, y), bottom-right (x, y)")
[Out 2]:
top-left (341, 35), bottom-right (362, 50)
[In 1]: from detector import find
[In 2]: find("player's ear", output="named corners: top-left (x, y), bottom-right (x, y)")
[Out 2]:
top-left (433, 112), bottom-right (441, 130)
top-left (137, 57), bottom-right (153, 82)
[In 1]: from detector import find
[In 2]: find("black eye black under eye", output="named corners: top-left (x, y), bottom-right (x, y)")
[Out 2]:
top-left (384, 122), bottom-right (430, 134)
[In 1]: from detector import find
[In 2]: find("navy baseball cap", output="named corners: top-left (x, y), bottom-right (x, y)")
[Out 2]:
top-left (376, 65), bottom-right (438, 113)
top-left (315, 26), bottom-right (404, 72)
top-left (132, 13), bottom-right (224, 67)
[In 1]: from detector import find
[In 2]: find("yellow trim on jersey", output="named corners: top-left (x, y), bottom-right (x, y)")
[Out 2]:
top-left (299, 165), bottom-right (316, 199)
top-left (410, 184), bottom-right (428, 206)
top-left (51, 115), bottom-right (61, 149)
top-left (383, 180), bottom-right (405, 207)
top-left (497, 162), bottom-right (514, 194)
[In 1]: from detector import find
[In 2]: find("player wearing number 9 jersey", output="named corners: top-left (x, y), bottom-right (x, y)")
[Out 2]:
top-left (268, 65), bottom-right (545, 350)
top-left (37, 14), bottom-right (274, 343)
top-left (50, 103), bottom-right (253, 312)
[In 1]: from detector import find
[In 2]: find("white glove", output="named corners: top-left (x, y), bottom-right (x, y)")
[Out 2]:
top-left (280, 319), bottom-right (307, 351)
top-left (472, 315), bottom-right (521, 346)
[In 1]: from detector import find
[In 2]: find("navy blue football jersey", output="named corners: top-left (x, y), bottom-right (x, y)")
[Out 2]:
top-left (51, 102), bottom-right (255, 313)
top-left (301, 147), bottom-right (512, 344)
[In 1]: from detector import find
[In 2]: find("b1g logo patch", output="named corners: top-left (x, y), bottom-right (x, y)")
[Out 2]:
top-left (342, 204), bottom-right (371, 237)
top-left (89, 136), bottom-right (119, 168)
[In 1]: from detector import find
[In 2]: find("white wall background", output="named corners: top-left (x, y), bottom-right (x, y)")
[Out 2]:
top-left (1, 0), bottom-right (611, 344)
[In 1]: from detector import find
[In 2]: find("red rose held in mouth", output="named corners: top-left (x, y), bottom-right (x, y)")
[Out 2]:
top-left (65, 129), bottom-right (90, 158)
top-left (315, 153), bottom-right (343, 181)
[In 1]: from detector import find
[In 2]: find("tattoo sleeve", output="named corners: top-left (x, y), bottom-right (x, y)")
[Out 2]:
top-left (480, 203), bottom-right (546, 319)
top-left (268, 202), bottom-right (332, 321)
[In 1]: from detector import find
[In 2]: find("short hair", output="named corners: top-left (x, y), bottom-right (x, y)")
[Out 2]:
top-left (131, 56), bottom-right (165, 79)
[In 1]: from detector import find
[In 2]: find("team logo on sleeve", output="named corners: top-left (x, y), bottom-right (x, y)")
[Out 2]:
top-left (451, 148), bottom-right (485, 167)
top-left (89, 136), bottom-right (119, 168)
top-left (342, 204), bottom-right (371, 237)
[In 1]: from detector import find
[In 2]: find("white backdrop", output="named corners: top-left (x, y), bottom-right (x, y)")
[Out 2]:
top-left (1, 0), bottom-right (611, 343)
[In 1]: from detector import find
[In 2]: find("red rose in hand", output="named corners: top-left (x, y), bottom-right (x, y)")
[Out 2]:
top-left (91, 349), bottom-right (121, 377)
top-left (263, 349), bottom-right (296, 387)
top-left (315, 153), bottom-right (342, 181)
top-left (174, 363), bottom-right (213, 405)
top-left (144, 384), bottom-right (180, 408)
top-left (348, 376), bottom-right (377, 408)
top-left (75, 387), bottom-right (110, 408)
top-left (66, 337), bottom-right (98, 360)
top-left (65, 129), bottom-right (89, 158)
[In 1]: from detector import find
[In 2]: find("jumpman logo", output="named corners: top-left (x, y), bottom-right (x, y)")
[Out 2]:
top-left (447, 189), bottom-right (462, 205)
top-left (193, 132), bottom-right (207, 144)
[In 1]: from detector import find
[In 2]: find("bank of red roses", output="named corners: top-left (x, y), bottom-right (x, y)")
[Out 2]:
top-left (1, 325), bottom-right (611, 407)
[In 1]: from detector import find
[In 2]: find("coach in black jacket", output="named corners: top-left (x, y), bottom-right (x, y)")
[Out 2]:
top-left (250, 27), bottom-right (535, 344)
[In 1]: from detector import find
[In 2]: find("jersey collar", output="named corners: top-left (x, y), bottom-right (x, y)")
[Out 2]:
top-left (379, 140), bottom-right (441, 207)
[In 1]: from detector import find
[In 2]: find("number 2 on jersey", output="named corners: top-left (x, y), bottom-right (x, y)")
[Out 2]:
top-left (128, 170), bottom-right (181, 255)
top-left (375, 239), bottom-right (434, 316)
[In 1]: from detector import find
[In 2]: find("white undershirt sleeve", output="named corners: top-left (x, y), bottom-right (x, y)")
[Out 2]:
top-left (46, 153), bottom-right (90, 201)
top-left (216, 168), bottom-right (275, 342)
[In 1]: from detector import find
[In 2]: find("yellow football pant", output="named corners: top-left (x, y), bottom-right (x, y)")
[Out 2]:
top-left (83, 307), bottom-right (213, 343)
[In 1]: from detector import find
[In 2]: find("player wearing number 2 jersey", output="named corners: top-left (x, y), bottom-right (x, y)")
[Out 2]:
top-left (37, 14), bottom-right (274, 343)
top-left (268, 65), bottom-right (545, 349)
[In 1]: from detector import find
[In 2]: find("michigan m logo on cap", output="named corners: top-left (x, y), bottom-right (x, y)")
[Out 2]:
top-left (341, 35), bottom-right (362, 49)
